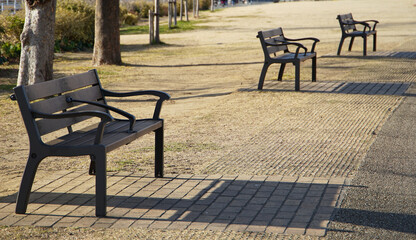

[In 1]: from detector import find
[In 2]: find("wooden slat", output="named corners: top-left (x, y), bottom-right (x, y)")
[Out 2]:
top-left (30, 85), bottom-right (103, 114)
top-left (24, 70), bottom-right (98, 101)
top-left (47, 119), bottom-right (162, 153)
top-left (339, 13), bottom-right (356, 31)
top-left (261, 28), bottom-right (283, 38)
top-left (36, 104), bottom-right (106, 136)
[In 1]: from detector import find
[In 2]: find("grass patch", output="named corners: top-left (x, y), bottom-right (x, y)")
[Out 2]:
top-left (0, 84), bottom-right (14, 91)
top-left (120, 20), bottom-right (206, 35)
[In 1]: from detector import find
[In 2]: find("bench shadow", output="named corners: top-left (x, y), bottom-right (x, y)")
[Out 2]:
top-left (0, 175), bottom-right (348, 233)
top-left (321, 51), bottom-right (416, 60)
top-left (240, 82), bottom-right (411, 96)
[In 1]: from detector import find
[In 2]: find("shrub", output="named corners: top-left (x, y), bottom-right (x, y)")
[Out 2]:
top-left (55, 0), bottom-right (95, 51)
top-left (0, 11), bottom-right (24, 63)
top-left (122, 12), bottom-right (140, 25)
top-left (200, 0), bottom-right (211, 10)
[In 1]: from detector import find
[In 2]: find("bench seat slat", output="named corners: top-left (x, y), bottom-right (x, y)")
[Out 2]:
top-left (271, 52), bottom-right (316, 61)
top-left (47, 119), bottom-right (162, 153)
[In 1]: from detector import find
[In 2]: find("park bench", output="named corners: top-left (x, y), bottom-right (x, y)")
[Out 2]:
top-left (10, 69), bottom-right (170, 217)
top-left (257, 27), bottom-right (319, 91)
top-left (336, 13), bottom-right (378, 56)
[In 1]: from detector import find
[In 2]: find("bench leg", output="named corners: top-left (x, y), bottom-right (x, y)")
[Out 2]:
top-left (312, 56), bottom-right (317, 82)
top-left (363, 36), bottom-right (367, 56)
top-left (94, 151), bottom-right (107, 217)
top-left (337, 37), bottom-right (345, 55)
top-left (155, 127), bottom-right (164, 178)
top-left (258, 62), bottom-right (271, 90)
top-left (16, 153), bottom-right (44, 214)
top-left (89, 155), bottom-right (96, 175)
top-left (348, 37), bottom-right (355, 51)
top-left (373, 33), bottom-right (377, 52)
top-left (278, 63), bottom-right (286, 81)
top-left (295, 62), bottom-right (300, 91)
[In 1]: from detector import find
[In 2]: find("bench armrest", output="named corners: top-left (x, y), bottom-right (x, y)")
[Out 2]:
top-left (66, 97), bottom-right (136, 132)
top-left (284, 37), bottom-right (320, 52)
top-left (361, 20), bottom-right (378, 31)
top-left (32, 109), bottom-right (113, 144)
top-left (102, 89), bottom-right (171, 119)
top-left (346, 20), bottom-right (378, 32)
top-left (267, 40), bottom-right (308, 58)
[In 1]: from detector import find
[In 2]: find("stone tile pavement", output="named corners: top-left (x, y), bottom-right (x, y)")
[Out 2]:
top-left (0, 171), bottom-right (348, 237)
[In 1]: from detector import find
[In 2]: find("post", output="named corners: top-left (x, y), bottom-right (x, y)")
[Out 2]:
top-left (154, 0), bottom-right (160, 43)
top-left (185, 0), bottom-right (188, 21)
top-left (193, 0), bottom-right (196, 18)
top-left (149, 10), bottom-right (154, 44)
top-left (173, 0), bottom-right (177, 26)
top-left (210, 0), bottom-right (214, 11)
top-left (168, 1), bottom-right (172, 29)
top-left (180, 0), bottom-right (183, 21)
top-left (196, 0), bottom-right (199, 18)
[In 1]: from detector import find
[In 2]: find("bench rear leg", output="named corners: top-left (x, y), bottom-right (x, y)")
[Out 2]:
top-left (312, 56), bottom-right (317, 82)
top-left (258, 62), bottom-right (271, 90)
top-left (373, 33), bottom-right (377, 51)
top-left (348, 37), bottom-right (355, 51)
top-left (16, 153), bottom-right (44, 214)
top-left (363, 36), bottom-right (367, 56)
top-left (278, 63), bottom-right (286, 81)
top-left (155, 127), bottom-right (164, 178)
top-left (89, 155), bottom-right (96, 175)
top-left (295, 62), bottom-right (300, 91)
top-left (337, 37), bottom-right (345, 55)
top-left (94, 151), bottom-right (107, 217)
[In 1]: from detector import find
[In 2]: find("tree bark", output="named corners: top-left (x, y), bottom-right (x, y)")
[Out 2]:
top-left (17, 0), bottom-right (57, 86)
top-left (92, 0), bottom-right (121, 65)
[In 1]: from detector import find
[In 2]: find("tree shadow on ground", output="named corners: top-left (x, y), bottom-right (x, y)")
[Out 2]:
top-left (330, 208), bottom-right (416, 234)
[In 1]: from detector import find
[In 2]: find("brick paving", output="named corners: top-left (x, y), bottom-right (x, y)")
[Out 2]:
top-left (0, 171), bottom-right (348, 237)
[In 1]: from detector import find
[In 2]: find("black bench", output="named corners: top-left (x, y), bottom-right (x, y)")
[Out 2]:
top-left (257, 27), bottom-right (319, 91)
top-left (336, 13), bottom-right (378, 56)
top-left (11, 69), bottom-right (170, 217)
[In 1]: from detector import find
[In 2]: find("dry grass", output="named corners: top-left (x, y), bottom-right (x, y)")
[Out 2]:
top-left (0, 0), bottom-right (415, 238)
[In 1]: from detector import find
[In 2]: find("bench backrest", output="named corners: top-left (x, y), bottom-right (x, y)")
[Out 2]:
top-left (337, 13), bottom-right (357, 33)
top-left (13, 70), bottom-right (107, 141)
top-left (257, 27), bottom-right (288, 60)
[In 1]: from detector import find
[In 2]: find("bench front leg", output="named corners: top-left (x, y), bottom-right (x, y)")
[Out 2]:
top-left (94, 150), bottom-right (107, 217)
top-left (337, 36), bottom-right (345, 55)
top-left (258, 62), bottom-right (271, 90)
top-left (155, 127), bottom-right (164, 178)
top-left (16, 153), bottom-right (45, 214)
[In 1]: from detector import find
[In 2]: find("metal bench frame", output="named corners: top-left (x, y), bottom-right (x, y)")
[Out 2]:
top-left (337, 13), bottom-right (379, 56)
top-left (257, 27), bottom-right (319, 91)
top-left (11, 69), bottom-right (170, 217)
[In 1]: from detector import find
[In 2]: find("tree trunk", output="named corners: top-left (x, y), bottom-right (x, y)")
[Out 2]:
top-left (92, 0), bottom-right (121, 66)
top-left (17, 0), bottom-right (57, 86)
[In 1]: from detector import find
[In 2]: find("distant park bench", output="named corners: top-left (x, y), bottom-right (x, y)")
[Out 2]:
top-left (336, 13), bottom-right (379, 56)
top-left (257, 27), bottom-right (319, 91)
top-left (11, 69), bottom-right (170, 217)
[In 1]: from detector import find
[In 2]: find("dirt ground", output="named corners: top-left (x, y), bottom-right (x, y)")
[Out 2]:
top-left (0, 0), bottom-right (415, 238)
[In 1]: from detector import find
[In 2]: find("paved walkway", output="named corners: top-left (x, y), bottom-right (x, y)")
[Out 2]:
top-left (0, 171), bottom-right (347, 237)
